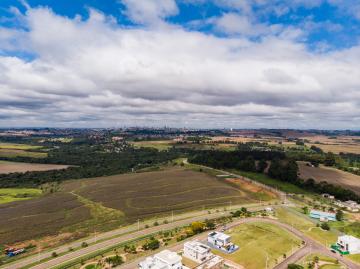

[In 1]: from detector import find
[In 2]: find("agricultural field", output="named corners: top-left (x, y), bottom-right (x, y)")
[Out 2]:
top-left (64, 167), bottom-right (273, 221)
top-left (0, 142), bottom-right (47, 158)
top-left (298, 161), bottom-right (360, 195)
top-left (302, 135), bottom-right (360, 154)
top-left (0, 193), bottom-right (91, 244)
top-left (131, 140), bottom-right (174, 151)
top-left (131, 140), bottom-right (238, 151)
top-left (0, 166), bottom-right (273, 246)
top-left (213, 222), bottom-right (302, 269)
top-left (0, 161), bottom-right (70, 174)
top-left (0, 188), bottom-right (42, 204)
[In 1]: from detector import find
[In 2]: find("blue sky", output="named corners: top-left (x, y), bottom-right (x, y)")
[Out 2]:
top-left (0, 0), bottom-right (359, 128)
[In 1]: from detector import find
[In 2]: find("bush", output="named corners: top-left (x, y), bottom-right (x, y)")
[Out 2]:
top-left (288, 264), bottom-right (304, 269)
top-left (143, 238), bottom-right (160, 250)
top-left (153, 221), bottom-right (159, 226)
top-left (51, 252), bottom-right (58, 257)
top-left (105, 255), bottom-right (123, 267)
top-left (81, 242), bottom-right (88, 248)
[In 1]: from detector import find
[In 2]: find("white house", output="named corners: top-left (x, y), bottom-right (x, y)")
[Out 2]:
top-left (183, 241), bottom-right (211, 263)
top-left (207, 232), bottom-right (238, 253)
top-left (335, 235), bottom-right (360, 255)
top-left (139, 250), bottom-right (183, 269)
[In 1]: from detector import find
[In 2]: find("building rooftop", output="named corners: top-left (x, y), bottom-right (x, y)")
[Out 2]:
top-left (184, 241), bottom-right (210, 254)
top-left (310, 210), bottom-right (336, 216)
top-left (155, 250), bottom-right (182, 265)
top-left (208, 231), bottom-right (230, 241)
top-left (339, 235), bottom-right (360, 243)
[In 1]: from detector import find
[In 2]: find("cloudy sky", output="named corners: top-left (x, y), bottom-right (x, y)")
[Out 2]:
top-left (0, 0), bottom-right (359, 129)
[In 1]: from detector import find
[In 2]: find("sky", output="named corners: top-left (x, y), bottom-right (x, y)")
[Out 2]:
top-left (0, 0), bottom-right (359, 129)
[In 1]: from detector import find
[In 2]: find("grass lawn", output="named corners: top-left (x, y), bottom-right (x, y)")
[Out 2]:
top-left (299, 253), bottom-right (345, 269)
top-left (348, 254), bottom-right (360, 264)
top-left (213, 222), bottom-right (302, 269)
top-left (0, 149), bottom-right (47, 158)
top-left (229, 170), bottom-right (308, 194)
top-left (0, 188), bottom-right (42, 204)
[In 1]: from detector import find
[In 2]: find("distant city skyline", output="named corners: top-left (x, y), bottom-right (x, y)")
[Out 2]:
top-left (0, 0), bottom-right (359, 128)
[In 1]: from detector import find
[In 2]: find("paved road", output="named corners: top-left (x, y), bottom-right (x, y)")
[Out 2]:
top-left (117, 217), bottom-right (359, 269)
top-left (2, 206), bottom-right (264, 269)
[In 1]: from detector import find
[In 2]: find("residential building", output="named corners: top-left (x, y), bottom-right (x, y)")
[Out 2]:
top-left (183, 241), bottom-right (211, 263)
top-left (207, 232), bottom-right (238, 253)
top-left (332, 235), bottom-right (360, 255)
top-left (139, 250), bottom-right (183, 269)
top-left (309, 210), bottom-right (336, 221)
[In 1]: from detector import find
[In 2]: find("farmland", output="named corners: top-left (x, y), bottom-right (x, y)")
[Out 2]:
top-left (0, 188), bottom-right (42, 204)
top-left (0, 166), bottom-right (273, 245)
top-left (213, 222), bottom-right (302, 269)
top-left (0, 161), bottom-right (70, 174)
top-left (63, 167), bottom-right (273, 221)
top-left (298, 161), bottom-right (360, 195)
top-left (0, 143), bottom-right (47, 158)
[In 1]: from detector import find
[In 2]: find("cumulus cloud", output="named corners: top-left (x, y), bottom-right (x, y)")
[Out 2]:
top-left (0, 5), bottom-right (359, 128)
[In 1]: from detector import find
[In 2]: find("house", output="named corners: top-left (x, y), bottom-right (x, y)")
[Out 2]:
top-left (309, 210), bottom-right (336, 221)
top-left (139, 250), bottom-right (184, 269)
top-left (183, 241), bottom-right (224, 269)
top-left (334, 200), bottom-right (359, 212)
top-left (322, 193), bottom-right (335, 199)
top-left (332, 235), bottom-right (360, 255)
top-left (183, 241), bottom-right (211, 263)
top-left (207, 232), bottom-right (238, 253)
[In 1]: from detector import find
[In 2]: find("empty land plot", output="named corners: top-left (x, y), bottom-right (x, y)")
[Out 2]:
top-left (63, 167), bottom-right (269, 221)
top-left (298, 161), bottom-right (360, 195)
top-left (213, 222), bottom-right (302, 269)
top-left (0, 161), bottom-right (69, 174)
top-left (131, 140), bottom-right (174, 150)
top-left (0, 193), bottom-right (91, 244)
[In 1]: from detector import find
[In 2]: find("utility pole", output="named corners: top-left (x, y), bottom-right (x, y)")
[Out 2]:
top-left (137, 219), bottom-right (140, 230)
top-left (265, 252), bottom-right (269, 269)
top-left (171, 211), bottom-right (174, 223)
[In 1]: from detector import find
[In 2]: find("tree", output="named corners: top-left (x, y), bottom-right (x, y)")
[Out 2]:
top-left (191, 221), bottom-right (205, 234)
top-left (288, 264), bottom-right (304, 269)
top-left (302, 206), bottom-right (309, 215)
top-left (257, 159), bottom-right (268, 173)
top-left (143, 238), bottom-right (160, 250)
top-left (324, 152), bottom-right (336, 166)
top-left (321, 222), bottom-right (330, 231)
top-left (336, 210), bottom-right (344, 221)
top-left (205, 219), bottom-right (215, 230)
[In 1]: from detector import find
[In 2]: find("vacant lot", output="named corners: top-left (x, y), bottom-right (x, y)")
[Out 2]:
top-left (64, 167), bottom-right (271, 221)
top-left (214, 222), bottom-right (302, 269)
top-left (0, 161), bottom-right (69, 174)
top-left (298, 161), bottom-right (360, 195)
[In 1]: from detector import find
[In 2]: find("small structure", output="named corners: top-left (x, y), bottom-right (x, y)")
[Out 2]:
top-left (309, 210), bottom-right (336, 222)
top-left (139, 250), bottom-right (184, 269)
top-left (331, 235), bottom-right (360, 255)
top-left (334, 200), bottom-right (359, 212)
top-left (322, 193), bottom-right (335, 199)
top-left (207, 232), bottom-right (238, 253)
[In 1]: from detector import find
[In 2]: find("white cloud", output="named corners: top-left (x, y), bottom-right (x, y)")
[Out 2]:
top-left (0, 6), bottom-right (359, 129)
top-left (121, 0), bottom-right (179, 25)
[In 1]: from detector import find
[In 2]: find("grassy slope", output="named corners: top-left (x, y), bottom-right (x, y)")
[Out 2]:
top-left (214, 222), bottom-right (302, 269)
top-left (0, 188), bottom-right (42, 204)
top-left (230, 169), bottom-right (308, 194)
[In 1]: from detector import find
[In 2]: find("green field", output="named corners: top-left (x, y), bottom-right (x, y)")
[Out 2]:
top-left (0, 143), bottom-right (46, 158)
top-left (230, 170), bottom-right (308, 194)
top-left (213, 222), bottom-right (302, 269)
top-left (0, 188), bottom-right (42, 204)
top-left (131, 140), bottom-right (173, 151)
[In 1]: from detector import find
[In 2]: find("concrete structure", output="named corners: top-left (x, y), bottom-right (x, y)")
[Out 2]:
top-left (183, 241), bottom-right (211, 263)
top-left (207, 232), bottom-right (238, 253)
top-left (334, 200), bottom-right (359, 212)
top-left (139, 250), bottom-right (183, 269)
top-left (309, 210), bottom-right (336, 221)
top-left (332, 235), bottom-right (360, 255)
top-left (183, 241), bottom-right (224, 269)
